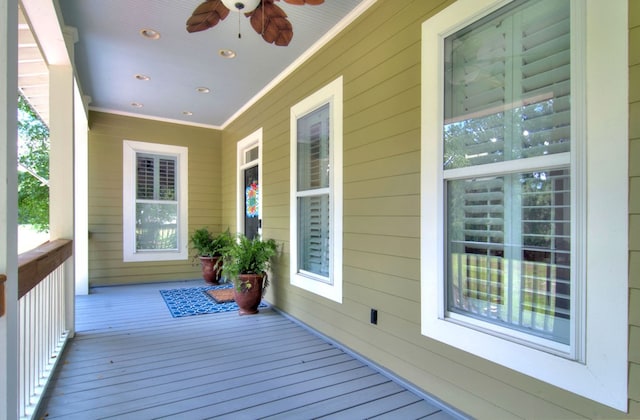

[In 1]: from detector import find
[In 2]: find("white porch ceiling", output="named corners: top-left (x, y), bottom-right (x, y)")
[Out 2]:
top-left (50, 0), bottom-right (369, 129)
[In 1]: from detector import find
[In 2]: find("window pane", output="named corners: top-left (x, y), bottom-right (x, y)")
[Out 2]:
top-left (297, 103), bottom-right (330, 191)
top-left (297, 194), bottom-right (330, 280)
top-left (158, 157), bottom-right (176, 200)
top-left (245, 146), bottom-right (259, 164)
top-left (443, 0), bottom-right (570, 170)
top-left (446, 169), bottom-right (571, 344)
top-left (136, 154), bottom-right (177, 201)
top-left (136, 156), bottom-right (155, 199)
top-left (136, 203), bottom-right (178, 251)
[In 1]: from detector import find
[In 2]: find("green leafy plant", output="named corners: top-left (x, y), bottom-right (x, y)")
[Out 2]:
top-left (220, 234), bottom-right (277, 292)
top-left (17, 94), bottom-right (50, 232)
top-left (189, 228), bottom-right (233, 258)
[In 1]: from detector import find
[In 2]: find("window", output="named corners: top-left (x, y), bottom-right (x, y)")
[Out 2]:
top-left (421, 0), bottom-right (627, 410)
top-left (123, 141), bottom-right (188, 262)
top-left (444, 0), bottom-right (572, 349)
top-left (290, 76), bottom-right (343, 303)
top-left (135, 153), bottom-right (178, 250)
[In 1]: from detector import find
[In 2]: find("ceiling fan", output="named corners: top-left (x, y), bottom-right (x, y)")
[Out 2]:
top-left (186, 0), bottom-right (324, 47)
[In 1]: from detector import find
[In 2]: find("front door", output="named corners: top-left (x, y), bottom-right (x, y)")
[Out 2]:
top-left (237, 129), bottom-right (262, 240)
top-left (243, 164), bottom-right (259, 240)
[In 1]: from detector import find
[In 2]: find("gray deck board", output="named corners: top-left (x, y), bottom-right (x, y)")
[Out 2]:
top-left (254, 381), bottom-right (406, 419)
top-left (37, 280), bottom-right (463, 420)
top-left (317, 391), bottom-right (425, 419)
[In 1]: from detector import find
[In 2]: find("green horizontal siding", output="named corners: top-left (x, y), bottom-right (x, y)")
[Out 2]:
top-left (630, 0), bottom-right (640, 416)
top-left (88, 112), bottom-right (222, 285)
top-left (87, 0), bottom-right (638, 417)
top-left (217, 0), bottom-right (638, 418)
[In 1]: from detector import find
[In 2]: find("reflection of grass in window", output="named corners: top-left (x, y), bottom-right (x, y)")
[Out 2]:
top-left (136, 202), bottom-right (178, 250)
top-left (451, 252), bottom-right (559, 336)
top-left (136, 224), bottom-right (177, 250)
top-left (521, 260), bottom-right (557, 332)
top-left (451, 253), bottom-right (503, 317)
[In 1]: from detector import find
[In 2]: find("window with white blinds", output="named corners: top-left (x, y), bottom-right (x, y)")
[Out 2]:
top-left (135, 153), bottom-right (178, 251)
top-left (297, 106), bottom-right (331, 280)
top-left (443, 0), bottom-right (572, 346)
top-left (123, 141), bottom-right (188, 262)
top-left (290, 76), bottom-right (343, 303)
top-left (421, 0), bottom-right (628, 408)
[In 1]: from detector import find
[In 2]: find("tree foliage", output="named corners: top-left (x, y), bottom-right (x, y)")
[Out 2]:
top-left (17, 94), bottom-right (50, 231)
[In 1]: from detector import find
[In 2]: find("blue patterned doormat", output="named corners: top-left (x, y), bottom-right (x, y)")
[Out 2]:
top-left (159, 284), bottom-right (267, 318)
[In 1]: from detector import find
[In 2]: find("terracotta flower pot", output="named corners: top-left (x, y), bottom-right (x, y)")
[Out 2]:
top-left (199, 256), bottom-right (221, 284)
top-left (233, 273), bottom-right (264, 315)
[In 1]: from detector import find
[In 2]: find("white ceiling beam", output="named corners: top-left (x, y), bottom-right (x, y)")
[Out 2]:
top-left (19, 0), bottom-right (70, 66)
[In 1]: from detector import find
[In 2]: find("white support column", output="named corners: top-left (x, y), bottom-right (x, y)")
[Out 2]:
top-left (66, 24), bottom-right (88, 296)
top-left (1, 1), bottom-right (20, 419)
top-left (74, 82), bottom-right (89, 296)
top-left (49, 63), bottom-right (75, 336)
top-left (22, 0), bottom-right (80, 336)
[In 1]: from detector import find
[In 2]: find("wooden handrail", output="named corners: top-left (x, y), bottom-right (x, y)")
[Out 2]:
top-left (0, 274), bottom-right (5, 317)
top-left (18, 239), bottom-right (72, 299)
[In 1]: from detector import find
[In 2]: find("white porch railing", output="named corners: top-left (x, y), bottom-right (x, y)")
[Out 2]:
top-left (17, 239), bottom-right (72, 419)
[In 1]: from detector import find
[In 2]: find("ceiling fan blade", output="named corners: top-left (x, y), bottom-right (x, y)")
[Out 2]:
top-left (186, 0), bottom-right (230, 33)
top-left (249, 2), bottom-right (293, 46)
top-left (281, 0), bottom-right (324, 5)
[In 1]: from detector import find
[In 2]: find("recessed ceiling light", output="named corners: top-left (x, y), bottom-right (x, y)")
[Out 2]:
top-left (196, 87), bottom-right (210, 94)
top-left (182, 111), bottom-right (194, 116)
top-left (219, 49), bottom-right (236, 59)
top-left (140, 28), bottom-right (160, 40)
top-left (131, 102), bottom-right (143, 108)
top-left (135, 74), bottom-right (150, 81)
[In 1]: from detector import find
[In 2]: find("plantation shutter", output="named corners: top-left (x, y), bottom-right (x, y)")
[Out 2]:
top-left (158, 157), bottom-right (176, 200)
top-left (135, 153), bottom-right (178, 251)
top-left (136, 156), bottom-right (155, 199)
top-left (136, 155), bottom-right (176, 201)
top-left (444, 0), bottom-right (570, 168)
top-left (296, 104), bottom-right (331, 281)
top-left (443, 0), bottom-right (572, 345)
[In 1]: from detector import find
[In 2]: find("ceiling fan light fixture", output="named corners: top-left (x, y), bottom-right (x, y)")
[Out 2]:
top-left (221, 0), bottom-right (261, 13)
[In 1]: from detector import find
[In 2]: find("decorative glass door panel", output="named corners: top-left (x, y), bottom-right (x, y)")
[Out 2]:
top-left (244, 164), bottom-right (259, 240)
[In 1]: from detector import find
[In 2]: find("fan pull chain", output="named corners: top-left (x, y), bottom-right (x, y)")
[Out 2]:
top-left (238, 10), bottom-right (242, 38)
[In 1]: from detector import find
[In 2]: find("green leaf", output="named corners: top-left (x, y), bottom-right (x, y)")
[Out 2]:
top-left (17, 94), bottom-right (49, 231)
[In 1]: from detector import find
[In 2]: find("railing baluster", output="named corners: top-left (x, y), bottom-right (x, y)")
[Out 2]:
top-left (18, 298), bottom-right (25, 417)
top-left (16, 239), bottom-right (72, 419)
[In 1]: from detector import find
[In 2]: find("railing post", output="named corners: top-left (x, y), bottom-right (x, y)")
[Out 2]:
top-left (49, 51), bottom-right (76, 340)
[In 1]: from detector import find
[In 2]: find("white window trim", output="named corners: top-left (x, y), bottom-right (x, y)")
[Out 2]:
top-left (290, 76), bottom-right (343, 303)
top-left (236, 128), bottom-right (263, 238)
top-left (123, 140), bottom-right (189, 262)
top-left (420, 0), bottom-right (628, 411)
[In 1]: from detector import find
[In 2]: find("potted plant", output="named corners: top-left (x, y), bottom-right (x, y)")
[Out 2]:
top-left (220, 234), bottom-right (277, 315)
top-left (189, 228), bottom-right (233, 284)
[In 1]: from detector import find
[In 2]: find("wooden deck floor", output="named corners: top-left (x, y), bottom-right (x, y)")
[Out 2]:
top-left (36, 281), bottom-right (464, 420)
